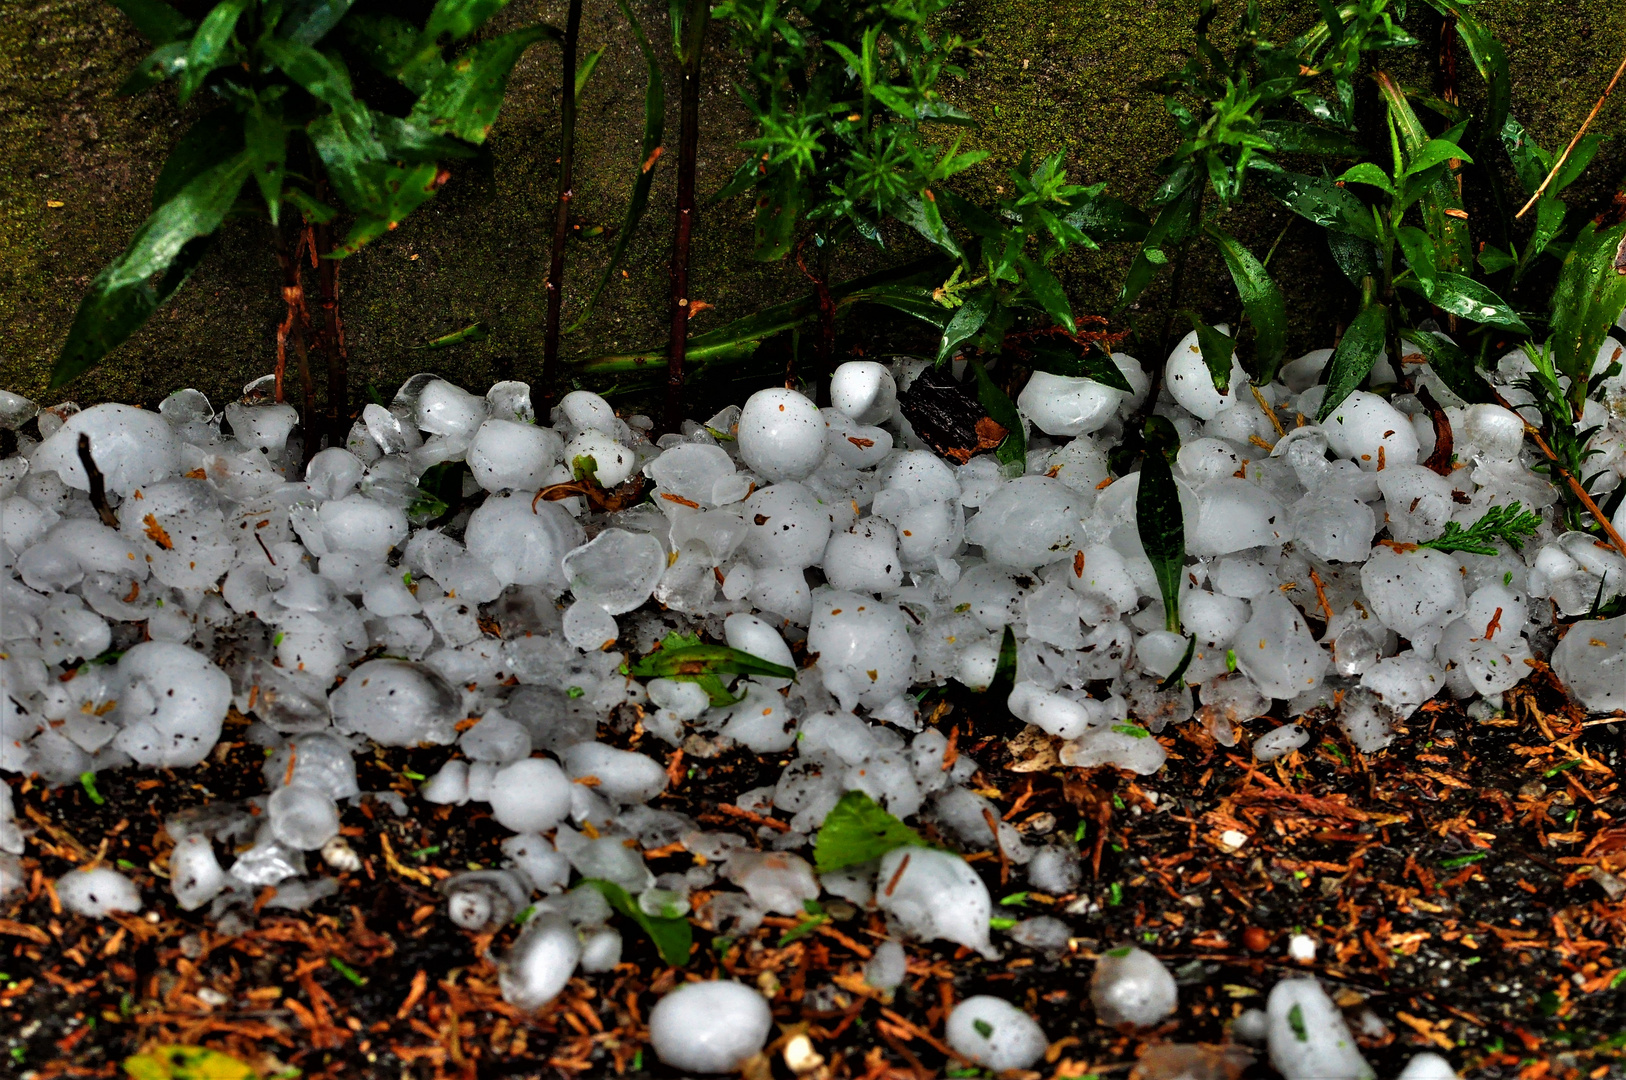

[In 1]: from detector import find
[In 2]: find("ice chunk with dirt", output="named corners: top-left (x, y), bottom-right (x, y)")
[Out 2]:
top-left (331, 659), bottom-right (461, 746)
top-left (500, 911), bottom-right (581, 1010)
top-left (1551, 613), bottom-right (1626, 712)
top-left (562, 742), bottom-right (667, 804)
top-left (742, 482), bottom-right (831, 568)
top-left (876, 846), bottom-right (997, 959)
top-left (723, 850), bottom-right (819, 915)
top-left (1398, 1053), bottom-right (1459, 1080)
top-left (35, 403), bottom-right (180, 496)
top-left (1019, 371), bottom-right (1122, 436)
top-left (267, 783), bottom-right (341, 850)
top-left (1234, 593), bottom-right (1329, 700)
top-left (169, 834), bottom-right (229, 911)
top-left (464, 493), bottom-right (584, 591)
top-left (1266, 977), bottom-right (1374, 1080)
top-left (467, 418), bottom-right (562, 492)
top-left (1091, 945), bottom-right (1178, 1027)
top-left (564, 528), bottom-right (666, 614)
top-left (946, 995), bottom-right (1048, 1071)
top-left (1361, 547), bottom-right (1466, 637)
top-left (112, 642), bottom-right (232, 768)
top-left (1165, 329), bottom-right (1246, 420)
top-left (1254, 724), bottom-right (1310, 761)
top-left (738, 387), bottom-right (827, 482)
top-left (808, 591), bottom-right (915, 713)
top-left (648, 980), bottom-right (773, 1074)
top-left (1322, 390), bottom-right (1420, 471)
top-left (830, 361), bottom-right (898, 425)
top-left (57, 866), bottom-right (141, 918)
top-left (965, 476), bottom-right (1081, 570)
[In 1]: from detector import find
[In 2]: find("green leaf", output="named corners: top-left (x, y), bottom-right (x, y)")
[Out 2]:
top-left (409, 25), bottom-right (558, 144)
top-left (1477, 244), bottom-right (1516, 275)
top-left (280, 0), bottom-right (356, 46)
top-left (1156, 634), bottom-right (1197, 691)
top-left (1253, 165), bottom-right (1377, 240)
top-left (345, 13), bottom-right (441, 92)
top-left (1430, 1), bottom-right (1510, 155)
top-left (424, 0), bottom-right (513, 42)
top-left (627, 634), bottom-right (796, 681)
top-left (108, 0), bottom-right (194, 44)
top-left (1017, 254), bottom-right (1074, 332)
top-left (988, 624), bottom-right (1017, 696)
top-left (1256, 120), bottom-right (1361, 156)
top-left (1405, 272), bottom-right (1528, 332)
top-left (1515, 197), bottom-right (1567, 280)
top-left (1551, 133), bottom-right (1606, 196)
top-left (1135, 436), bottom-right (1185, 634)
top-left (1404, 329), bottom-right (1496, 405)
top-left (263, 38), bottom-right (365, 115)
top-left (118, 41), bottom-right (189, 95)
top-left (1326, 229), bottom-right (1379, 285)
top-left (151, 109), bottom-right (243, 210)
top-left (574, 45), bottom-right (606, 95)
top-left (1315, 302), bottom-right (1389, 422)
top-left (412, 321), bottom-right (489, 349)
top-left (861, 285), bottom-right (951, 329)
top-left (1119, 183), bottom-right (1199, 309)
top-left (1185, 313), bottom-right (1236, 395)
top-left (1023, 340), bottom-right (1133, 393)
top-left (244, 99), bottom-right (287, 225)
top-left (1207, 225), bottom-right (1286, 385)
top-left (1403, 137), bottom-right (1472, 176)
top-left (1335, 162), bottom-right (1395, 194)
top-left (1548, 220), bottom-right (1626, 410)
top-left (122, 1046), bottom-right (256, 1080)
top-left (580, 879), bottom-right (691, 967)
top-left (177, 0), bottom-right (249, 103)
top-left (752, 166), bottom-right (802, 261)
top-left (967, 357), bottom-right (1025, 474)
top-left (814, 791), bottom-right (927, 873)
top-left (1396, 225), bottom-right (1437, 292)
top-left (891, 192), bottom-right (962, 260)
top-left (935, 286), bottom-right (993, 364)
top-left (376, 116), bottom-right (479, 162)
top-left (1062, 194), bottom-right (1150, 245)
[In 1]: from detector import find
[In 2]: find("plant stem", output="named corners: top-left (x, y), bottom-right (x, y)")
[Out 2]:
top-left (665, 0), bottom-right (711, 432)
top-left (313, 178), bottom-right (347, 454)
top-left (543, 0), bottom-right (583, 407)
top-left (272, 222), bottom-right (316, 448)
top-left (1516, 45), bottom-right (1626, 218)
top-left (1498, 391), bottom-right (1626, 561)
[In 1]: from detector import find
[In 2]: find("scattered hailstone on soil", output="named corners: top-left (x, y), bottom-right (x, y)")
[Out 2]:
top-left (56, 866), bottom-right (142, 918)
top-left (1267, 977), bottom-right (1374, 1080)
top-left (1091, 945), bottom-right (1178, 1028)
top-left (945, 996), bottom-right (1048, 1071)
top-left (647, 980), bottom-right (773, 1074)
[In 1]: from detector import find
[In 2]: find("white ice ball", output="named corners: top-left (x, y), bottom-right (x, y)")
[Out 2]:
top-left (1165, 329), bottom-right (1247, 421)
top-left (808, 590), bottom-right (915, 712)
top-left (648, 980), bottom-right (773, 1074)
top-left (946, 996), bottom-right (1048, 1072)
top-left (34, 403), bottom-right (180, 497)
top-left (468, 419), bottom-right (563, 492)
top-left (829, 361), bottom-right (898, 425)
top-left (489, 758), bottom-right (574, 832)
top-left (1017, 370), bottom-right (1122, 436)
top-left (112, 641), bottom-right (232, 768)
top-left (738, 388), bottom-right (826, 481)
top-left (56, 866), bottom-right (141, 918)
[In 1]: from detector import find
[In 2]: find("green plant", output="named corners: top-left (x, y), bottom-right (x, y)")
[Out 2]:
top-left (55, 0), bottom-right (558, 429)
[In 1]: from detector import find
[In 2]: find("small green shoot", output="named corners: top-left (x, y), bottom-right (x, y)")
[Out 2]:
top-left (1416, 502), bottom-right (1541, 555)
top-left (80, 771), bottom-right (104, 805)
top-left (1440, 852), bottom-right (1487, 869)
top-left (328, 958), bottom-right (367, 986)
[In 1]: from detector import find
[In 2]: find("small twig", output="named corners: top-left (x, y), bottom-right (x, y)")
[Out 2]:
top-left (77, 434), bottom-right (119, 528)
top-left (1499, 391), bottom-right (1626, 561)
top-left (1516, 46), bottom-right (1626, 218)
top-left (1416, 384), bottom-right (1455, 476)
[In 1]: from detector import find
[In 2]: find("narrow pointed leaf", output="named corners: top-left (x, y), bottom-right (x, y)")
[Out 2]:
top-left (1017, 254), bottom-right (1074, 332)
top-left (118, 42), bottom-right (189, 95)
top-left (424, 0), bottom-right (513, 42)
top-left (1256, 120), bottom-right (1362, 156)
top-left (245, 100), bottom-right (287, 224)
top-left (967, 358), bottom-right (1024, 474)
top-left (574, 45), bottom-right (606, 95)
top-left (935, 286), bottom-right (993, 364)
top-left (1315, 302), bottom-right (1389, 421)
top-left (1395, 225), bottom-right (1437, 292)
top-left (1404, 328), bottom-right (1495, 405)
top-left (177, 0), bottom-right (249, 103)
top-left (409, 24), bottom-right (558, 144)
top-left (1548, 220), bottom-right (1626, 407)
top-left (1403, 272), bottom-right (1528, 331)
top-left (1023, 340), bottom-right (1133, 393)
top-left (580, 880), bottom-right (691, 966)
top-left (281, 0), bottom-right (357, 45)
top-left (151, 109), bottom-right (243, 210)
top-left (1207, 225), bottom-right (1286, 384)
top-left (1253, 165), bottom-right (1377, 239)
top-left (108, 0), bottom-right (194, 44)
top-left (1186, 313), bottom-right (1236, 395)
top-left (1135, 439), bottom-right (1185, 634)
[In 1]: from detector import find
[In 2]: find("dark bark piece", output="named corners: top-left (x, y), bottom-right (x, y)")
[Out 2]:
top-left (896, 362), bottom-right (1007, 464)
top-left (1418, 384), bottom-right (1455, 476)
top-left (77, 433), bottom-right (119, 528)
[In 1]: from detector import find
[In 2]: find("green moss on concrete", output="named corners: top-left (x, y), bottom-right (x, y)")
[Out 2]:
top-left (2, 0), bottom-right (1622, 407)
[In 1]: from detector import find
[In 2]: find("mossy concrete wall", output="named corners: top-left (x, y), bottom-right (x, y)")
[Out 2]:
top-left (3, 0), bottom-right (1623, 410)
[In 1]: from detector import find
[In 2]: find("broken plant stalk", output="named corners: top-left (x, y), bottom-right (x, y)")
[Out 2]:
top-left (76, 434), bottom-right (118, 529)
top-left (1516, 46), bottom-right (1626, 218)
top-left (664, 0), bottom-right (711, 432)
top-left (272, 222), bottom-right (317, 446)
top-left (1502, 392), bottom-right (1626, 561)
top-left (542, 0), bottom-right (584, 407)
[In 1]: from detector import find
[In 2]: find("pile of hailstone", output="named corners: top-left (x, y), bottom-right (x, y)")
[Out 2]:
top-left (2, 322), bottom-right (1624, 1074)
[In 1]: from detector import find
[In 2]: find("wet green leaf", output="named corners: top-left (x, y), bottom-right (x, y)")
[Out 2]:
top-left (1548, 220), bottom-right (1626, 410)
top-left (1135, 435), bottom-right (1185, 634)
top-left (1315, 302), bottom-right (1389, 421)
top-left (1023, 339), bottom-right (1132, 393)
top-left (118, 41), bottom-right (189, 95)
top-left (424, 0), bottom-right (513, 42)
top-left (1404, 329), bottom-right (1495, 405)
top-left (410, 24), bottom-right (559, 145)
top-left (1017, 254), bottom-right (1074, 333)
top-left (1207, 224), bottom-right (1286, 384)
top-left (177, 0), bottom-right (249, 103)
top-left (244, 99), bottom-right (288, 225)
top-left (1156, 634), bottom-right (1197, 690)
top-left (1256, 120), bottom-right (1361, 156)
top-left (627, 632), bottom-right (795, 683)
top-left (986, 624), bottom-right (1017, 698)
top-left (280, 0), bottom-right (357, 46)
top-left (815, 791), bottom-right (926, 873)
top-left (1335, 162), bottom-right (1395, 194)
top-left (752, 166), bottom-right (802, 261)
top-left (1326, 229), bottom-right (1379, 285)
top-left (108, 0), bottom-right (194, 45)
top-left (574, 45), bottom-right (606, 95)
top-left (580, 879), bottom-right (691, 967)
top-left (1253, 165), bottom-right (1377, 240)
top-left (935, 286), bottom-right (993, 364)
top-left (860, 285), bottom-right (951, 329)
top-left (1185, 313), bottom-right (1236, 395)
top-left (1402, 272), bottom-right (1528, 332)
top-left (413, 321), bottom-right (488, 349)
top-left (151, 109), bottom-right (243, 211)
top-left (1395, 225), bottom-right (1437, 292)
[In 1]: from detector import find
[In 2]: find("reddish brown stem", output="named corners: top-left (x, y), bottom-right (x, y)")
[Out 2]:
top-left (665, 0), bottom-right (710, 432)
top-left (272, 223), bottom-right (316, 444)
top-left (542, 0), bottom-right (583, 407)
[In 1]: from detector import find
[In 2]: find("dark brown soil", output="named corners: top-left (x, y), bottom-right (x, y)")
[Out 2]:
top-left (4, 662), bottom-right (1625, 1080)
